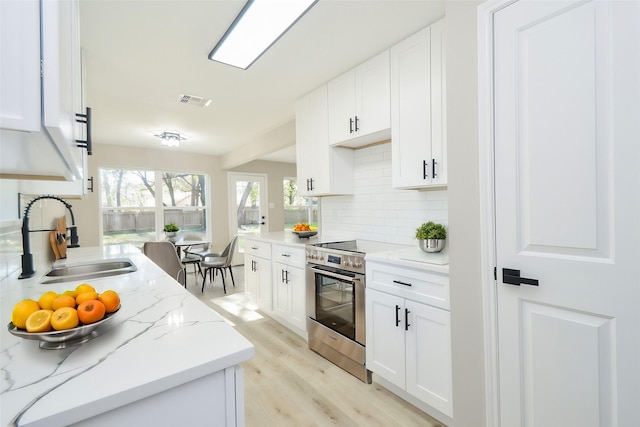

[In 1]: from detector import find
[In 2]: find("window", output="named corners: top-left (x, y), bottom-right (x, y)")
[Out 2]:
top-left (283, 178), bottom-right (317, 230)
top-left (100, 169), bottom-right (208, 248)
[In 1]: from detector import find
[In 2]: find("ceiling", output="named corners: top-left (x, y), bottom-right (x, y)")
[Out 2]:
top-left (79, 0), bottom-right (445, 164)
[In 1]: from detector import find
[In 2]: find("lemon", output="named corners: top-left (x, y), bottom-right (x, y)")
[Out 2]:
top-left (26, 310), bottom-right (53, 332)
top-left (51, 307), bottom-right (79, 330)
top-left (38, 291), bottom-right (58, 310)
top-left (11, 299), bottom-right (41, 329)
top-left (75, 283), bottom-right (96, 295)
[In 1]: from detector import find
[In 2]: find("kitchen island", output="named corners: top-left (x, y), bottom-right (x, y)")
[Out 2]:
top-left (1, 245), bottom-right (254, 427)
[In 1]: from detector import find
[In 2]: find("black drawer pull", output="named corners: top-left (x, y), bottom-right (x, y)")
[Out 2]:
top-left (393, 280), bottom-right (412, 287)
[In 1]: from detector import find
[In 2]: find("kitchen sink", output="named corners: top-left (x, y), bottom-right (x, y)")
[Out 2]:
top-left (40, 258), bottom-right (137, 284)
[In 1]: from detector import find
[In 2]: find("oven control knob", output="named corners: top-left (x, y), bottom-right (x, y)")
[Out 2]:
top-left (354, 262), bottom-right (362, 268)
top-left (345, 260), bottom-right (354, 267)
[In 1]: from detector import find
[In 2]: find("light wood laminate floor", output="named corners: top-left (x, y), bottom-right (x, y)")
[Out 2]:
top-left (188, 266), bottom-right (447, 427)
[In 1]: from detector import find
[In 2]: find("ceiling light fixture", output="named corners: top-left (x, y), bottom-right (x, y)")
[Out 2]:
top-left (154, 131), bottom-right (186, 148)
top-left (208, 0), bottom-right (318, 70)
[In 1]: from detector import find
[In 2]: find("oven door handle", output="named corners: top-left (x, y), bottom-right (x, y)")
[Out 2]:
top-left (310, 266), bottom-right (360, 283)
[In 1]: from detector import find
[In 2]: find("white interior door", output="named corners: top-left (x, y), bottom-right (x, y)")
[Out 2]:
top-left (228, 173), bottom-right (268, 265)
top-left (493, 1), bottom-right (640, 425)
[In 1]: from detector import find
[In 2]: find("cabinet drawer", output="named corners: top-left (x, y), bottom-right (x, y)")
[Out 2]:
top-left (367, 261), bottom-right (449, 310)
top-left (245, 240), bottom-right (271, 259)
top-left (272, 245), bottom-right (306, 269)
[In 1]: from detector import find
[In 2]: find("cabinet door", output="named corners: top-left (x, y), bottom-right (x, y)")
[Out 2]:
top-left (356, 50), bottom-right (390, 139)
top-left (0, 0), bottom-right (40, 132)
top-left (391, 25), bottom-right (433, 189)
top-left (405, 300), bottom-right (452, 417)
top-left (429, 18), bottom-right (447, 186)
top-left (287, 265), bottom-right (306, 332)
top-left (273, 261), bottom-right (289, 318)
top-left (327, 69), bottom-right (356, 145)
top-left (296, 85), bottom-right (329, 196)
top-left (256, 257), bottom-right (272, 311)
top-left (365, 289), bottom-right (406, 389)
top-left (41, 0), bottom-right (84, 178)
top-left (296, 86), bottom-right (354, 196)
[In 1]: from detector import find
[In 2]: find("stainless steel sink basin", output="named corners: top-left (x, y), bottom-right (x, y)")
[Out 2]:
top-left (40, 258), bottom-right (137, 284)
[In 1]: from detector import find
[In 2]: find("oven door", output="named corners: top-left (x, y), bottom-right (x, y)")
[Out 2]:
top-left (307, 265), bottom-right (365, 345)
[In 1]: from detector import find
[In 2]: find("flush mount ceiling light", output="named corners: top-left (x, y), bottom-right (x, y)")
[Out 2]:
top-left (209, 0), bottom-right (318, 70)
top-left (154, 131), bottom-right (186, 148)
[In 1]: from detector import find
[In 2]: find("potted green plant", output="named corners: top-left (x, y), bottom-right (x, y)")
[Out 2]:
top-left (415, 221), bottom-right (447, 252)
top-left (163, 223), bottom-right (179, 241)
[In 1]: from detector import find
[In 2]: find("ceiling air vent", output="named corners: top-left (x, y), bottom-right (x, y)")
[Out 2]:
top-left (178, 94), bottom-right (212, 108)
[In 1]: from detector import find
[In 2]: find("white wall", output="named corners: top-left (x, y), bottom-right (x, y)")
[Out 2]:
top-left (321, 142), bottom-right (448, 245)
top-left (446, 1), bottom-right (487, 426)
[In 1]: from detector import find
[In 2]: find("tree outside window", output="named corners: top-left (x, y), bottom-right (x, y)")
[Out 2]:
top-left (283, 178), bottom-right (317, 230)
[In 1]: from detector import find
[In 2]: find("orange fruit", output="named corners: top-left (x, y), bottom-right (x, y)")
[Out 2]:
top-left (77, 300), bottom-right (106, 324)
top-left (76, 290), bottom-right (98, 305)
top-left (26, 310), bottom-right (53, 332)
top-left (51, 307), bottom-right (79, 330)
top-left (51, 294), bottom-right (76, 311)
top-left (11, 299), bottom-right (41, 329)
top-left (38, 291), bottom-right (58, 310)
top-left (63, 289), bottom-right (78, 298)
top-left (75, 283), bottom-right (96, 295)
top-left (98, 290), bottom-right (120, 313)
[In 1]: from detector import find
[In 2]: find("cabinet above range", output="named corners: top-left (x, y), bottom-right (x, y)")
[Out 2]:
top-left (327, 51), bottom-right (391, 148)
top-left (0, 0), bottom-right (91, 193)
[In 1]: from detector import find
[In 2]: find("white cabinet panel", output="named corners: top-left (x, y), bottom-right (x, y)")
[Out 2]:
top-left (328, 51), bottom-right (391, 147)
top-left (391, 18), bottom-right (447, 189)
top-left (0, 0), bottom-right (89, 191)
top-left (296, 85), bottom-right (353, 196)
top-left (366, 260), bottom-right (452, 418)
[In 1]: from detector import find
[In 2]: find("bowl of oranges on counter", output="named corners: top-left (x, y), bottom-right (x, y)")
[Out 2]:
top-left (7, 283), bottom-right (120, 349)
top-left (292, 223), bottom-right (318, 238)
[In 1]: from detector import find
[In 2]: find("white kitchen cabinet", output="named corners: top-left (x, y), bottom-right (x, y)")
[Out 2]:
top-left (295, 85), bottom-right (354, 196)
top-left (244, 240), bottom-right (272, 311)
top-left (0, 0), bottom-right (90, 191)
top-left (391, 18), bottom-right (447, 189)
top-left (271, 245), bottom-right (307, 335)
top-left (327, 51), bottom-right (391, 148)
top-left (366, 259), bottom-right (452, 419)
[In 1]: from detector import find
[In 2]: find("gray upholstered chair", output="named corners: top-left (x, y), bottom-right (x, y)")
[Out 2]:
top-left (143, 241), bottom-right (187, 287)
top-left (180, 234), bottom-right (209, 284)
top-left (201, 236), bottom-right (238, 293)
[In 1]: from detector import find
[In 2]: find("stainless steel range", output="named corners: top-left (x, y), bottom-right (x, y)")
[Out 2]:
top-left (305, 240), bottom-right (371, 383)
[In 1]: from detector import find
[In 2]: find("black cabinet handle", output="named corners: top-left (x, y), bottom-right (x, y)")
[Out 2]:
top-left (354, 115), bottom-right (359, 132)
top-left (432, 159), bottom-right (437, 178)
top-left (405, 308), bottom-right (410, 331)
top-left (310, 178), bottom-right (314, 191)
top-left (395, 305), bottom-right (400, 327)
top-left (502, 268), bottom-right (539, 286)
top-left (393, 280), bottom-right (412, 287)
top-left (423, 160), bottom-right (428, 179)
top-left (75, 107), bottom-right (92, 155)
top-left (87, 176), bottom-right (94, 192)
top-left (349, 117), bottom-right (354, 133)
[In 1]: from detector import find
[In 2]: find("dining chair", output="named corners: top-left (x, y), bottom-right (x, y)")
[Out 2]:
top-left (142, 241), bottom-right (187, 287)
top-left (180, 234), bottom-right (209, 284)
top-left (201, 236), bottom-right (238, 293)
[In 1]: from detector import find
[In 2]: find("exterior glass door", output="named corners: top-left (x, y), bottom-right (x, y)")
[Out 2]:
top-left (228, 173), bottom-right (267, 265)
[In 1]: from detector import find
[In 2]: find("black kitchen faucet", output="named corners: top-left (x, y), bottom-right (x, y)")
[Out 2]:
top-left (19, 195), bottom-right (79, 279)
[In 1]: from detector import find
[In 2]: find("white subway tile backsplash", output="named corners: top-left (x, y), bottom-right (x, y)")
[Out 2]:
top-left (321, 143), bottom-right (448, 246)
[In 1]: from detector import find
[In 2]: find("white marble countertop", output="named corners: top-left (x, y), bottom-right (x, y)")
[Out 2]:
top-left (1, 245), bottom-right (254, 427)
top-left (246, 232), bottom-right (449, 274)
top-left (365, 245), bottom-right (450, 274)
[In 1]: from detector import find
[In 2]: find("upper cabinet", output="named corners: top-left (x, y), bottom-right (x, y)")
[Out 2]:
top-left (0, 0), bottom-right (90, 195)
top-left (391, 18), bottom-right (447, 189)
top-left (328, 51), bottom-right (391, 148)
top-left (296, 85), bottom-right (354, 197)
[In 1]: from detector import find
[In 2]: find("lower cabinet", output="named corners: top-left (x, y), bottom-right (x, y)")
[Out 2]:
top-left (272, 245), bottom-right (307, 335)
top-left (245, 254), bottom-right (272, 311)
top-left (244, 239), bottom-right (272, 311)
top-left (366, 261), bottom-right (452, 419)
